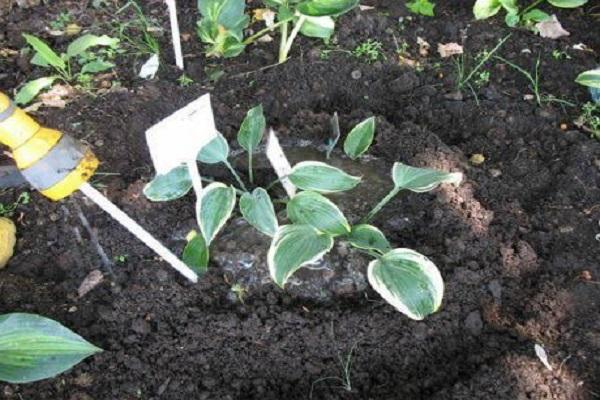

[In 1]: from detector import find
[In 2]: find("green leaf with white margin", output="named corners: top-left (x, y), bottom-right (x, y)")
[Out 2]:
top-left (197, 182), bottom-right (236, 245)
top-left (347, 224), bottom-right (391, 253)
top-left (239, 188), bottom-right (278, 237)
top-left (499, 0), bottom-right (518, 14)
top-left (0, 313), bottom-right (102, 384)
top-left (505, 12), bottom-right (520, 27)
top-left (143, 165), bottom-right (192, 201)
top-left (23, 34), bottom-right (66, 71)
top-left (288, 161), bottom-right (361, 193)
top-left (368, 248), bottom-right (444, 320)
top-left (547, 0), bottom-right (587, 8)
top-left (287, 191), bottom-right (349, 236)
top-left (299, 16), bottom-right (335, 39)
top-left (14, 76), bottom-right (58, 105)
top-left (473, 0), bottom-right (501, 19)
top-left (81, 60), bottom-right (115, 74)
top-left (237, 104), bottom-right (266, 153)
top-left (522, 9), bottom-right (550, 23)
top-left (297, 0), bottom-right (358, 16)
top-left (575, 69), bottom-right (600, 89)
top-left (343, 116), bottom-right (375, 159)
top-left (268, 224), bottom-right (334, 287)
top-left (392, 162), bottom-right (462, 193)
top-left (197, 132), bottom-right (230, 164)
top-left (66, 34), bottom-right (119, 58)
top-left (182, 231), bottom-right (209, 276)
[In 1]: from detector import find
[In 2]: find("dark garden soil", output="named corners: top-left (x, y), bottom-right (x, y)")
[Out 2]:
top-left (1, 0), bottom-right (600, 399)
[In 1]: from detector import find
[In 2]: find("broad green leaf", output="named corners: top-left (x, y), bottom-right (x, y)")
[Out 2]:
top-left (239, 188), bottom-right (278, 237)
top-left (267, 225), bottom-right (334, 287)
top-left (547, 0), bottom-right (587, 7)
top-left (14, 76), bottom-right (57, 105)
top-left (499, 0), bottom-right (518, 14)
top-left (182, 232), bottom-right (209, 276)
top-left (197, 132), bottom-right (230, 164)
top-left (81, 60), bottom-right (114, 74)
top-left (505, 12), bottom-right (520, 27)
top-left (0, 313), bottom-right (101, 384)
top-left (473, 0), bottom-right (501, 19)
top-left (287, 191), bottom-right (349, 236)
top-left (198, 0), bottom-right (249, 40)
top-left (23, 34), bottom-right (65, 71)
top-left (343, 116), bottom-right (375, 159)
top-left (237, 105), bottom-right (266, 153)
top-left (367, 248), bottom-right (444, 320)
top-left (406, 0), bottom-right (435, 17)
top-left (143, 166), bottom-right (192, 201)
top-left (197, 182), bottom-right (236, 244)
top-left (288, 161), bottom-right (361, 193)
top-left (31, 52), bottom-right (50, 67)
top-left (66, 34), bottom-right (119, 58)
top-left (297, 0), bottom-right (358, 16)
top-left (300, 16), bottom-right (335, 39)
top-left (347, 224), bottom-right (391, 253)
top-left (575, 69), bottom-right (600, 89)
top-left (522, 9), bottom-right (550, 23)
top-left (392, 162), bottom-right (462, 193)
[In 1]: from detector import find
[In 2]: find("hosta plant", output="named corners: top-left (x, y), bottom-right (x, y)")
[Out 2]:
top-left (473, 0), bottom-right (588, 28)
top-left (143, 106), bottom-right (463, 320)
top-left (16, 33), bottom-right (121, 105)
top-left (197, 0), bottom-right (358, 63)
top-left (0, 313), bottom-right (101, 383)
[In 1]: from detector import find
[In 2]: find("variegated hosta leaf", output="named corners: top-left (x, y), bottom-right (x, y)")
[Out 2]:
top-left (473, 0), bottom-right (501, 19)
top-left (197, 182), bottom-right (236, 244)
top-left (343, 116), bottom-right (375, 159)
top-left (237, 104), bottom-right (266, 153)
top-left (143, 166), bottom-right (192, 201)
top-left (0, 313), bottom-right (101, 384)
top-left (297, 0), bottom-right (359, 16)
top-left (288, 161), bottom-right (361, 193)
top-left (299, 16), bottom-right (335, 39)
top-left (287, 191), bottom-right (349, 236)
top-left (392, 162), bottom-right (462, 193)
top-left (547, 0), bottom-right (587, 8)
top-left (197, 132), bottom-right (230, 164)
top-left (575, 69), bottom-right (600, 89)
top-left (268, 225), bottom-right (334, 287)
top-left (182, 231), bottom-right (209, 276)
top-left (239, 188), bottom-right (278, 237)
top-left (368, 248), bottom-right (444, 320)
top-left (347, 224), bottom-right (391, 253)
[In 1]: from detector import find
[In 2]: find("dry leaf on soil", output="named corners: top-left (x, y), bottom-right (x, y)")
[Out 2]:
top-left (536, 15), bottom-right (569, 39)
top-left (78, 269), bottom-right (104, 298)
top-left (417, 37), bottom-right (430, 57)
top-left (438, 42), bottom-right (463, 58)
top-left (37, 84), bottom-right (76, 108)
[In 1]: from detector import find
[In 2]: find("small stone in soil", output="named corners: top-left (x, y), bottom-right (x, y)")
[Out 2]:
top-left (351, 70), bottom-right (362, 80)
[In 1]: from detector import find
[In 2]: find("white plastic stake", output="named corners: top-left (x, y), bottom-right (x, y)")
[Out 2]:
top-left (266, 129), bottom-right (296, 198)
top-left (165, 0), bottom-right (184, 70)
top-left (79, 182), bottom-right (198, 283)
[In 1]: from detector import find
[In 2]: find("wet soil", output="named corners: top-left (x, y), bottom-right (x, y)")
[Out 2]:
top-left (1, 0), bottom-right (600, 399)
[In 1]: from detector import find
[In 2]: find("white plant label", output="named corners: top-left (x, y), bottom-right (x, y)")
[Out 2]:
top-left (139, 54), bottom-right (160, 79)
top-left (165, 0), bottom-right (184, 69)
top-left (266, 129), bottom-right (296, 198)
top-left (146, 94), bottom-right (217, 175)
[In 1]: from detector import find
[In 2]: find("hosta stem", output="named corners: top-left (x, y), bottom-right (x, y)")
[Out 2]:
top-left (521, 0), bottom-right (544, 15)
top-left (363, 187), bottom-right (401, 223)
top-left (278, 22), bottom-right (289, 64)
top-left (224, 161), bottom-right (249, 192)
top-left (248, 153), bottom-right (254, 184)
top-left (280, 15), bottom-right (307, 63)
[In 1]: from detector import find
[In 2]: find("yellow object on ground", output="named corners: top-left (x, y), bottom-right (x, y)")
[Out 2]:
top-left (0, 217), bottom-right (16, 269)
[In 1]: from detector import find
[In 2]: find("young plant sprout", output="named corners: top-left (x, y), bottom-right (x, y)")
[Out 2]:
top-left (16, 33), bottom-right (121, 105)
top-left (143, 106), bottom-right (463, 320)
top-left (473, 0), bottom-right (588, 29)
top-left (196, 0), bottom-right (359, 63)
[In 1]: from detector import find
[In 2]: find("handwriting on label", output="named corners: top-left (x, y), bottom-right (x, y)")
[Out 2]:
top-left (266, 129), bottom-right (296, 198)
top-left (146, 94), bottom-right (217, 174)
